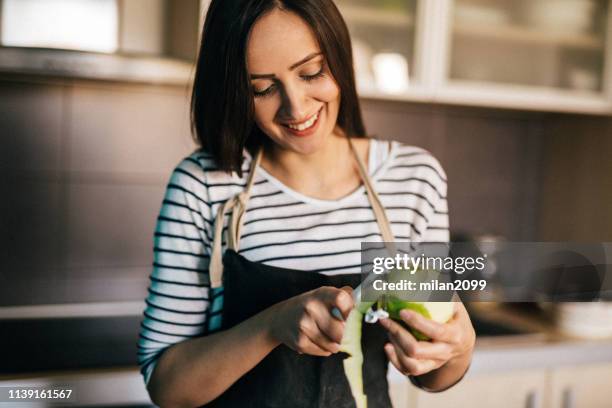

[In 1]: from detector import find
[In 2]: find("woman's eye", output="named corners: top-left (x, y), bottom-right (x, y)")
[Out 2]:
top-left (302, 68), bottom-right (325, 82)
top-left (253, 84), bottom-right (276, 98)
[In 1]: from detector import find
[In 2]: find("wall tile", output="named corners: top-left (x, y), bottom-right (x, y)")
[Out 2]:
top-left (0, 80), bottom-right (63, 172)
top-left (61, 182), bottom-right (165, 273)
top-left (362, 101), bottom-right (545, 240)
top-left (443, 113), bottom-right (536, 239)
top-left (362, 100), bottom-right (446, 158)
top-left (0, 178), bottom-right (63, 306)
top-left (68, 83), bottom-right (196, 175)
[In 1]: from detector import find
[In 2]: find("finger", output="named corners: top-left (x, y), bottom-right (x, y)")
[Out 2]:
top-left (387, 329), bottom-right (452, 361)
top-left (399, 309), bottom-right (450, 342)
top-left (303, 332), bottom-right (335, 356)
top-left (444, 301), bottom-right (477, 353)
top-left (410, 341), bottom-right (453, 361)
top-left (410, 359), bottom-right (439, 377)
top-left (318, 287), bottom-right (354, 320)
top-left (379, 317), bottom-right (418, 354)
top-left (295, 329), bottom-right (333, 357)
top-left (340, 286), bottom-right (353, 297)
top-left (299, 315), bottom-right (340, 354)
top-left (304, 294), bottom-right (345, 345)
top-left (385, 342), bottom-right (440, 377)
top-left (454, 301), bottom-right (471, 322)
top-left (311, 307), bottom-right (345, 345)
top-left (384, 342), bottom-right (409, 375)
top-left (335, 288), bottom-right (354, 320)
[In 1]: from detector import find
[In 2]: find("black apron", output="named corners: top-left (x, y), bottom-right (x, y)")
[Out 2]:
top-left (205, 138), bottom-right (397, 408)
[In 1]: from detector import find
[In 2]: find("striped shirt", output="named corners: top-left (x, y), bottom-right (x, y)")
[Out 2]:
top-left (137, 138), bottom-right (449, 386)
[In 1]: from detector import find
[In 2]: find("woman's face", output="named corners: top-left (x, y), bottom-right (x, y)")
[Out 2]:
top-left (247, 8), bottom-right (341, 155)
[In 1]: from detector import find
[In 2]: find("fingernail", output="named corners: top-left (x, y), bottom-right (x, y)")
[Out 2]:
top-left (400, 310), bottom-right (413, 320)
top-left (331, 307), bottom-right (344, 321)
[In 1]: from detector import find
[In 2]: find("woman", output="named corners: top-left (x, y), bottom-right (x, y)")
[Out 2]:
top-left (138, 0), bottom-right (475, 406)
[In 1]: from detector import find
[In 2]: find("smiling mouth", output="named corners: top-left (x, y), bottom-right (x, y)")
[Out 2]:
top-left (283, 108), bottom-right (321, 132)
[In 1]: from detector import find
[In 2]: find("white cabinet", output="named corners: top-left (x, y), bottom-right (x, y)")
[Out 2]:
top-left (388, 362), bottom-right (612, 408)
top-left (335, 0), bottom-right (419, 94)
top-left (448, 0), bottom-right (608, 92)
top-left (335, 0), bottom-right (612, 114)
top-left (410, 369), bottom-right (546, 408)
top-left (547, 363), bottom-right (612, 408)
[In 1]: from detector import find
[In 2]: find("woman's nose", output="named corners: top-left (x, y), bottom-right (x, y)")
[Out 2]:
top-left (280, 83), bottom-right (309, 121)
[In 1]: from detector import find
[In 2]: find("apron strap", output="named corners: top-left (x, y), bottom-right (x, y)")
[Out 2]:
top-left (209, 149), bottom-right (263, 288)
top-left (347, 138), bottom-right (396, 243)
top-left (209, 138), bottom-right (396, 288)
top-left (347, 137), bottom-right (398, 257)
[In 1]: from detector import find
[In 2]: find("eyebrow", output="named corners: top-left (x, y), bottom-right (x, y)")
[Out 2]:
top-left (250, 52), bottom-right (323, 79)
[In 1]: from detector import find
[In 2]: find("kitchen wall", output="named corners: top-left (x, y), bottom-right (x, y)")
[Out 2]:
top-left (1, 75), bottom-right (194, 306)
top-left (538, 114), bottom-right (612, 241)
top-left (361, 100), bottom-right (546, 241)
top-left (1, 75), bottom-right (610, 307)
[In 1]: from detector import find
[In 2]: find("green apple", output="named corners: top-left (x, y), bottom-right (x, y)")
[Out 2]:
top-left (385, 297), bottom-right (455, 340)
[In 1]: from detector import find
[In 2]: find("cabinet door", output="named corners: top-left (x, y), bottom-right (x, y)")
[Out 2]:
top-left (448, 0), bottom-right (610, 94)
top-left (413, 369), bottom-right (546, 408)
top-left (334, 0), bottom-right (420, 95)
top-left (548, 363), bottom-right (612, 408)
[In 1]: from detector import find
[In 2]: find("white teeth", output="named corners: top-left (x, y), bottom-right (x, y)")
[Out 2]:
top-left (287, 111), bottom-right (319, 131)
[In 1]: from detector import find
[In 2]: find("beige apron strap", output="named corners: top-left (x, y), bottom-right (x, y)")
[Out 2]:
top-left (347, 137), bottom-right (397, 255)
top-left (209, 149), bottom-right (263, 288)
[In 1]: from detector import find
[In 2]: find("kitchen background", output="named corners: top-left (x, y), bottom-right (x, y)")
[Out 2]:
top-left (0, 0), bottom-right (611, 407)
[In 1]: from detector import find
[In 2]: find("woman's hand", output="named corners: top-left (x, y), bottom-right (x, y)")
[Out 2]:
top-left (379, 301), bottom-right (475, 381)
top-left (268, 286), bottom-right (354, 356)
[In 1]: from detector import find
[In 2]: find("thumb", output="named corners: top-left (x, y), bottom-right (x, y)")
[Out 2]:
top-left (335, 286), bottom-right (355, 320)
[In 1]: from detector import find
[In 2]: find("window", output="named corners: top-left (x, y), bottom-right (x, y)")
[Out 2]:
top-left (1, 0), bottom-right (118, 53)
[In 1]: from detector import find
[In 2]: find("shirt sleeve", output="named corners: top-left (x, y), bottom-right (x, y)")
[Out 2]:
top-left (137, 158), bottom-right (213, 387)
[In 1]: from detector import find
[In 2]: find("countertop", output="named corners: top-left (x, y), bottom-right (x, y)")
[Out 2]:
top-left (3, 304), bottom-right (612, 406)
top-left (467, 302), bottom-right (612, 375)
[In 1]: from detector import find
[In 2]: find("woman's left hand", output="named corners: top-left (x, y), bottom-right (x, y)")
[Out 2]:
top-left (379, 301), bottom-right (475, 378)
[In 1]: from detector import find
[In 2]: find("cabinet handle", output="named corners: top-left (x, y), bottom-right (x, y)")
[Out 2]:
top-left (526, 390), bottom-right (541, 408)
top-left (562, 387), bottom-right (575, 408)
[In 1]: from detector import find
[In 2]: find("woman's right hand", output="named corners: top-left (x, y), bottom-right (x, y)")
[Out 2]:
top-left (268, 286), bottom-right (355, 356)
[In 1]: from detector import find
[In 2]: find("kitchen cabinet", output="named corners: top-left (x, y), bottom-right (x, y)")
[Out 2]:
top-left (334, 0), bottom-right (419, 95)
top-left (0, 0), bottom-right (201, 85)
top-left (408, 369), bottom-right (547, 408)
top-left (334, 0), bottom-right (612, 114)
top-left (388, 360), bottom-right (612, 408)
top-left (547, 363), bottom-right (612, 408)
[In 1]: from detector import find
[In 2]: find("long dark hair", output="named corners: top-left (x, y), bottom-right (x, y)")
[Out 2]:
top-left (191, 0), bottom-right (366, 176)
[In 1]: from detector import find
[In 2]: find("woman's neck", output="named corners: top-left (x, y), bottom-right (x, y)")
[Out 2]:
top-left (260, 132), bottom-right (369, 201)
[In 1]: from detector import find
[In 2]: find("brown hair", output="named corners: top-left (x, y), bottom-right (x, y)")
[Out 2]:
top-left (191, 0), bottom-right (366, 176)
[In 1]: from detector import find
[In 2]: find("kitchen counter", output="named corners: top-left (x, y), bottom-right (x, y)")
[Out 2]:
top-left (468, 302), bottom-right (612, 375)
top-left (0, 316), bottom-right (141, 375)
top-left (3, 304), bottom-right (612, 406)
top-left (469, 335), bottom-right (612, 375)
top-left (0, 366), bottom-right (152, 407)
top-left (4, 335), bottom-right (611, 407)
